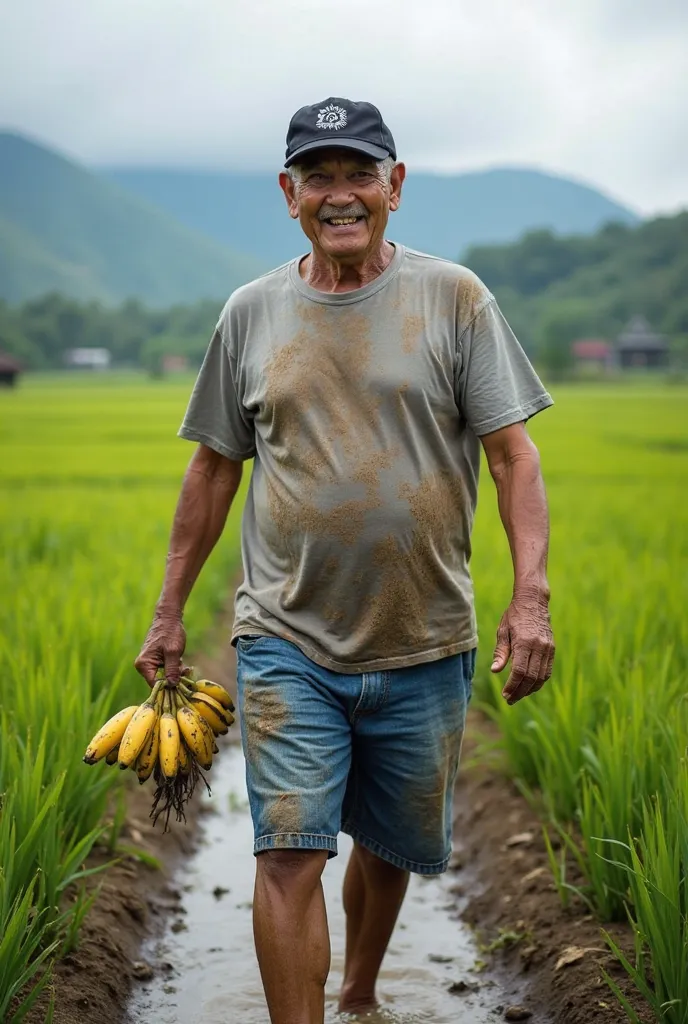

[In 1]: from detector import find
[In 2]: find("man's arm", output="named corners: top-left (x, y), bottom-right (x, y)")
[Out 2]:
top-left (480, 422), bottom-right (555, 704)
top-left (135, 444), bottom-right (244, 686)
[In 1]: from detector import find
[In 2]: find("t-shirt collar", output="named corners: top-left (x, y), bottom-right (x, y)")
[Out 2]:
top-left (288, 242), bottom-right (405, 305)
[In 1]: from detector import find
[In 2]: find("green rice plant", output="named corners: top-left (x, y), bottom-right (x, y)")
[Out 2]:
top-left (602, 764), bottom-right (688, 1023)
top-left (471, 383), bottom-right (688, 1019)
top-left (1, 373), bottom-right (687, 1020)
top-left (0, 374), bottom-right (246, 1017)
top-left (577, 682), bottom-right (686, 920)
top-left (0, 880), bottom-right (59, 1024)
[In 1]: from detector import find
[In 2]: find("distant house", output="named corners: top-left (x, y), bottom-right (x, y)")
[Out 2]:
top-left (572, 339), bottom-right (613, 373)
top-left (616, 316), bottom-right (668, 370)
top-left (0, 351), bottom-right (21, 386)
top-left (64, 347), bottom-right (111, 370)
top-left (162, 354), bottom-right (189, 375)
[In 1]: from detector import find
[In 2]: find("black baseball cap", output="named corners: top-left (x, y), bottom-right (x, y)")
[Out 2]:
top-left (285, 97), bottom-right (397, 168)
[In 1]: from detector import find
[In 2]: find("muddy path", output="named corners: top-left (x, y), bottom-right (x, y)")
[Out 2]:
top-left (32, 604), bottom-right (650, 1024)
top-left (450, 728), bottom-right (650, 1024)
top-left (126, 742), bottom-right (518, 1023)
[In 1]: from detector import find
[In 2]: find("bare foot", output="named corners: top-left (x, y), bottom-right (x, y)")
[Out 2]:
top-left (339, 1010), bottom-right (388, 1024)
top-left (338, 984), bottom-right (379, 1015)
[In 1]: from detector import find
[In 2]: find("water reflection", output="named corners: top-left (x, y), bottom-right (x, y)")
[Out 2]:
top-left (128, 746), bottom-right (503, 1023)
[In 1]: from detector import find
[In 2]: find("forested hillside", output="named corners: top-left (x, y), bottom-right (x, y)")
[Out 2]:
top-left (0, 133), bottom-right (263, 305)
top-left (464, 212), bottom-right (688, 354)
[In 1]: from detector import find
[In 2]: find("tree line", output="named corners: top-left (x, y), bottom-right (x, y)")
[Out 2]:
top-left (0, 294), bottom-right (221, 374)
top-left (462, 211), bottom-right (688, 373)
top-left (1, 210), bottom-right (686, 376)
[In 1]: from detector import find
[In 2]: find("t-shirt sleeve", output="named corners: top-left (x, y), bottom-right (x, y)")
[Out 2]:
top-left (455, 298), bottom-right (553, 436)
top-left (178, 325), bottom-right (256, 460)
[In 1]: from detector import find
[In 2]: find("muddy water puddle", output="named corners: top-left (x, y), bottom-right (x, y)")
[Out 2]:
top-left (128, 746), bottom-right (507, 1023)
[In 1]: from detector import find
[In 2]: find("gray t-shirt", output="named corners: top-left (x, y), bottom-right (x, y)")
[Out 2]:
top-left (179, 244), bottom-right (552, 673)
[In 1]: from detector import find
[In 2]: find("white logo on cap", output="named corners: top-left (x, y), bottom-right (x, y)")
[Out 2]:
top-left (316, 104), bottom-right (348, 131)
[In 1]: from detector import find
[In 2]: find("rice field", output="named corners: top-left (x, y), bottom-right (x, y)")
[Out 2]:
top-left (0, 374), bottom-right (245, 1020)
top-left (0, 374), bottom-right (686, 1022)
top-left (474, 384), bottom-right (688, 1022)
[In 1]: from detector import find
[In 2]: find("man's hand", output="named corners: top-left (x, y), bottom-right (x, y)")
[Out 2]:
top-left (491, 589), bottom-right (555, 705)
top-left (134, 611), bottom-right (187, 687)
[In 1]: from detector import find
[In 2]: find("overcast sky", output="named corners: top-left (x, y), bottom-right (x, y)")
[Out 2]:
top-left (2, 0), bottom-right (687, 216)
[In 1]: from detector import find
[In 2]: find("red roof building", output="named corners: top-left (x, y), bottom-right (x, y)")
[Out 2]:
top-left (571, 339), bottom-right (613, 362)
top-left (0, 352), bottom-right (21, 387)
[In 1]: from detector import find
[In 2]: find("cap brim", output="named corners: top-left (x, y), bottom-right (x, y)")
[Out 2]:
top-left (285, 137), bottom-right (390, 168)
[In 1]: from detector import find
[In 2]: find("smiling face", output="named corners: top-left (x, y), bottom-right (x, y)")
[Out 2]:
top-left (279, 150), bottom-right (405, 264)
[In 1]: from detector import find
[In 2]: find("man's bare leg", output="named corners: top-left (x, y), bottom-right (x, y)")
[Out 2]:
top-left (339, 842), bottom-right (410, 1013)
top-left (254, 849), bottom-right (330, 1024)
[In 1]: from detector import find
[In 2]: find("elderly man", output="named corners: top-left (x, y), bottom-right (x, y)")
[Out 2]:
top-left (136, 96), bottom-right (555, 1023)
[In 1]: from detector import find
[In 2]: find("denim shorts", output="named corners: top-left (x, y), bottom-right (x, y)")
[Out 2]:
top-left (235, 635), bottom-right (475, 875)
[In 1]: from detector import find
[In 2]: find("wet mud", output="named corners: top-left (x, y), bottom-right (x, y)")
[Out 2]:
top-left (29, 611), bottom-right (650, 1023)
top-left (126, 745), bottom-right (513, 1023)
top-left (23, 780), bottom-right (199, 1024)
top-left (32, 716), bottom-right (650, 1024)
top-left (451, 723), bottom-right (651, 1024)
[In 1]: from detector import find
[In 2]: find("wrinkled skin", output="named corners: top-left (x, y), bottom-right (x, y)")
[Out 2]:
top-left (491, 587), bottom-right (555, 704)
top-left (482, 422), bottom-right (555, 704)
top-left (279, 149), bottom-right (406, 292)
top-left (134, 612), bottom-right (187, 686)
top-left (134, 447), bottom-right (243, 688)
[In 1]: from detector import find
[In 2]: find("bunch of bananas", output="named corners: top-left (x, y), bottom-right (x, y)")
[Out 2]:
top-left (83, 674), bottom-right (235, 827)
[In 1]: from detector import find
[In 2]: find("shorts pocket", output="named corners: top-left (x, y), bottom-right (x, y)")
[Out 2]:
top-left (463, 648), bottom-right (477, 701)
top-left (235, 634), bottom-right (265, 652)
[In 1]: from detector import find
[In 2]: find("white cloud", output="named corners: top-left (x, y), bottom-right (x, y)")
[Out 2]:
top-left (1, 0), bottom-right (686, 214)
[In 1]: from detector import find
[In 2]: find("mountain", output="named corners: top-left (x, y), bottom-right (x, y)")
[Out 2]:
top-left (0, 133), bottom-right (264, 305)
top-left (105, 166), bottom-right (640, 268)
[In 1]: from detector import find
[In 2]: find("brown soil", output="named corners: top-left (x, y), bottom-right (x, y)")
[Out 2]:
top-left (25, 784), bottom-right (198, 1024)
top-left (450, 715), bottom-right (653, 1024)
top-left (25, 612), bottom-right (238, 1024)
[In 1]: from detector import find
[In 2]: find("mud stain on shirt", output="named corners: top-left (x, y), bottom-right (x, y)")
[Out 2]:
top-left (267, 476), bottom-right (383, 548)
top-left (264, 306), bottom-right (374, 454)
top-left (263, 305), bottom-right (400, 561)
top-left (351, 470), bottom-right (467, 652)
top-left (401, 314), bottom-right (425, 354)
top-left (455, 274), bottom-right (491, 329)
top-left (399, 470), bottom-right (466, 558)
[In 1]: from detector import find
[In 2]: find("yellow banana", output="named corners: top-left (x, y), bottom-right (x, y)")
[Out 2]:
top-left (159, 690), bottom-right (181, 779)
top-left (191, 701), bottom-right (217, 749)
top-left (83, 706), bottom-right (138, 764)
top-left (178, 738), bottom-right (190, 775)
top-left (136, 685), bottom-right (165, 782)
top-left (190, 689), bottom-right (233, 724)
top-left (177, 705), bottom-right (213, 770)
top-left (105, 745), bottom-right (121, 766)
top-left (118, 681), bottom-right (163, 769)
top-left (187, 692), bottom-right (230, 735)
top-left (187, 678), bottom-right (235, 713)
top-left (135, 718), bottom-right (160, 783)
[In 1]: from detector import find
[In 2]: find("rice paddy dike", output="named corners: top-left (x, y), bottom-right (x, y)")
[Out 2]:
top-left (0, 373), bottom-right (686, 1022)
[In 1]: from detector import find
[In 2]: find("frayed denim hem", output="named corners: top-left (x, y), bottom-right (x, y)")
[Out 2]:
top-left (342, 823), bottom-right (449, 876)
top-left (254, 832), bottom-right (338, 856)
